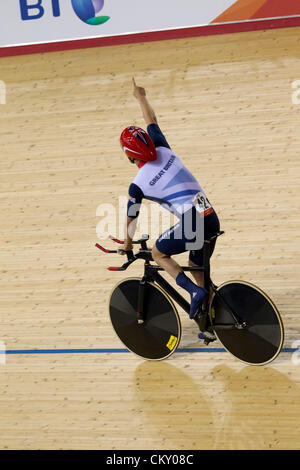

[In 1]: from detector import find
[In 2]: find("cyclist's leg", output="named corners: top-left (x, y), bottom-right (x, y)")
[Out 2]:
top-left (189, 210), bottom-right (220, 298)
top-left (189, 237), bottom-right (217, 292)
top-left (188, 259), bottom-right (204, 287)
top-left (188, 259), bottom-right (213, 302)
top-left (153, 209), bottom-right (208, 319)
top-left (152, 218), bottom-right (188, 280)
top-left (152, 245), bottom-right (182, 280)
top-left (188, 211), bottom-right (220, 339)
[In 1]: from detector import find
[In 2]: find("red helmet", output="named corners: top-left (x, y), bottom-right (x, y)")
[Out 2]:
top-left (120, 126), bottom-right (157, 163)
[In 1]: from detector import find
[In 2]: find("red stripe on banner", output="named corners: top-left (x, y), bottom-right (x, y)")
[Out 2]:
top-left (253, 0), bottom-right (300, 19)
top-left (0, 16), bottom-right (300, 58)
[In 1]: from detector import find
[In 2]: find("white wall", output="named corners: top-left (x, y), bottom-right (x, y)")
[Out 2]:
top-left (0, 0), bottom-right (238, 47)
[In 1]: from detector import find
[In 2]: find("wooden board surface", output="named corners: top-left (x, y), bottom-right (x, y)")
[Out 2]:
top-left (0, 26), bottom-right (299, 450)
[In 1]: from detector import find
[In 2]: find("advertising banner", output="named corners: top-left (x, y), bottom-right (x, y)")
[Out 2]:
top-left (1, 1), bottom-right (300, 54)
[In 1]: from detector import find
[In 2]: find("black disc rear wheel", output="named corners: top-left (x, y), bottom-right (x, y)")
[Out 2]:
top-left (210, 281), bottom-right (284, 365)
top-left (109, 278), bottom-right (181, 360)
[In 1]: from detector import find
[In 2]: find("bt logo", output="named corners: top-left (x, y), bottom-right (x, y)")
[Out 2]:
top-left (72, 0), bottom-right (110, 25)
top-left (19, 0), bottom-right (110, 25)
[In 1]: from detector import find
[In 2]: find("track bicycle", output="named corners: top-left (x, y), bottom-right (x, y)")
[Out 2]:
top-left (96, 231), bottom-right (284, 365)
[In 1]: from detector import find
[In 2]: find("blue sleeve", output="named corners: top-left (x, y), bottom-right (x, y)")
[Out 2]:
top-left (147, 123), bottom-right (171, 149)
top-left (127, 183), bottom-right (144, 218)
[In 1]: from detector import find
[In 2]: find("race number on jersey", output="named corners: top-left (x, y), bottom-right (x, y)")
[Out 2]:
top-left (193, 191), bottom-right (213, 216)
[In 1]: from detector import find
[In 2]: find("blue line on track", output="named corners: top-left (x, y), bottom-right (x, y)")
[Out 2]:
top-left (2, 347), bottom-right (296, 355)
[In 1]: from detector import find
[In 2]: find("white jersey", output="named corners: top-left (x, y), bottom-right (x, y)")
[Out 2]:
top-left (131, 146), bottom-right (205, 217)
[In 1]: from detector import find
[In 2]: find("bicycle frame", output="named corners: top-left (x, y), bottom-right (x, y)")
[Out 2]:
top-left (136, 243), bottom-right (213, 330)
top-left (96, 232), bottom-right (246, 338)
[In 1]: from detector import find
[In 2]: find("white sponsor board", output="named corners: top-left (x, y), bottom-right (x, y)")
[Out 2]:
top-left (0, 0), bottom-right (237, 48)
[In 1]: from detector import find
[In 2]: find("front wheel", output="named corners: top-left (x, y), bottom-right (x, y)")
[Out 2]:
top-left (209, 280), bottom-right (284, 365)
top-left (109, 278), bottom-right (181, 360)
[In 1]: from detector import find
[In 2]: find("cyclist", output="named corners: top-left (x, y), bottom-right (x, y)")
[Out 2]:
top-left (120, 79), bottom-right (220, 335)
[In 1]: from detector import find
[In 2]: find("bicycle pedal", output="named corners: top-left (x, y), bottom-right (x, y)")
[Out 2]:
top-left (204, 337), bottom-right (216, 345)
top-left (198, 332), bottom-right (216, 344)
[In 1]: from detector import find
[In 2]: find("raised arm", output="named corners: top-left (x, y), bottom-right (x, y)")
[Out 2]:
top-left (132, 78), bottom-right (158, 126)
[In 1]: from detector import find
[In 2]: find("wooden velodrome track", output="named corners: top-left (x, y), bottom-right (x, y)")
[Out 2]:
top-left (0, 26), bottom-right (300, 450)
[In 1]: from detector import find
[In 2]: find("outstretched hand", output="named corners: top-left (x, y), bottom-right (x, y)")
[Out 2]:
top-left (132, 77), bottom-right (146, 100)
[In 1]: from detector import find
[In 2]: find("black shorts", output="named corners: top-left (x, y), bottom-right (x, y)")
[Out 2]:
top-left (155, 206), bottom-right (220, 266)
